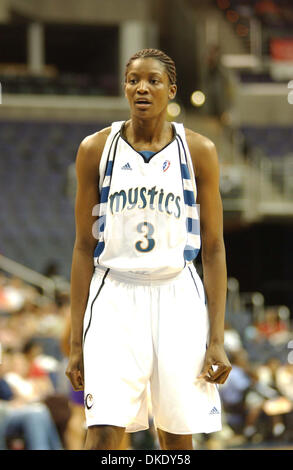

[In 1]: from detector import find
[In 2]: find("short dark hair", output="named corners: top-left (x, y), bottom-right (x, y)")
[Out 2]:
top-left (22, 339), bottom-right (41, 355)
top-left (125, 48), bottom-right (177, 85)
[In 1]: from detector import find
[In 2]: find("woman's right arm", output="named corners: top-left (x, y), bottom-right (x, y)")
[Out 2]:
top-left (66, 129), bottom-right (110, 391)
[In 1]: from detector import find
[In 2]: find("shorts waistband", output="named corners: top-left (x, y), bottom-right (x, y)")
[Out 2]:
top-left (94, 264), bottom-right (196, 285)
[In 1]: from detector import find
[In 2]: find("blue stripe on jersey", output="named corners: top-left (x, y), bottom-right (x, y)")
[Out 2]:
top-left (181, 163), bottom-right (190, 180)
top-left (98, 215), bottom-right (106, 232)
top-left (100, 186), bottom-right (110, 203)
top-left (176, 134), bottom-right (201, 263)
top-left (95, 127), bottom-right (201, 267)
top-left (94, 241), bottom-right (105, 258)
top-left (94, 130), bottom-right (120, 263)
top-left (186, 217), bottom-right (200, 234)
top-left (105, 161), bottom-right (113, 176)
top-left (184, 246), bottom-right (200, 261)
top-left (184, 189), bottom-right (196, 206)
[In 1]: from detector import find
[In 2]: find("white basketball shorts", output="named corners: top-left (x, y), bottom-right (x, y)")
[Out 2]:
top-left (82, 263), bottom-right (222, 434)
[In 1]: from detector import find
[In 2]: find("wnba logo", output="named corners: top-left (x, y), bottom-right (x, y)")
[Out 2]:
top-left (163, 160), bottom-right (171, 172)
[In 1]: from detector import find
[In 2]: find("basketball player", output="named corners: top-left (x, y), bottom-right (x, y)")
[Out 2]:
top-left (66, 49), bottom-right (232, 451)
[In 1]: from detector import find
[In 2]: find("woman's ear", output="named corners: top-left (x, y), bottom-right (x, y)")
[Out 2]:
top-left (169, 84), bottom-right (177, 100)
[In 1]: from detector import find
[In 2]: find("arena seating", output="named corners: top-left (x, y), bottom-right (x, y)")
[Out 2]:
top-left (229, 0), bottom-right (293, 27)
top-left (221, 0), bottom-right (293, 56)
top-left (241, 126), bottom-right (293, 159)
top-left (0, 73), bottom-right (116, 96)
top-left (0, 120), bottom-right (105, 278)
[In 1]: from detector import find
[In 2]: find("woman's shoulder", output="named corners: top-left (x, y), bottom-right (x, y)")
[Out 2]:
top-left (184, 127), bottom-right (216, 151)
top-left (75, 126), bottom-right (112, 177)
top-left (80, 126), bottom-right (112, 153)
top-left (76, 126), bottom-right (112, 168)
top-left (183, 127), bottom-right (219, 178)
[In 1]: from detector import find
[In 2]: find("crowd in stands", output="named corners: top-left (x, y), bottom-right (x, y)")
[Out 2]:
top-left (220, 0), bottom-right (293, 62)
top-left (228, 0), bottom-right (293, 27)
top-left (0, 72), bottom-right (118, 97)
top-left (218, 315), bottom-right (293, 448)
top-left (0, 270), bottom-right (71, 449)
top-left (0, 268), bottom-right (292, 450)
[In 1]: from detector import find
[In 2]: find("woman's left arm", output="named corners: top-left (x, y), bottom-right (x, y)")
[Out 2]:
top-left (187, 131), bottom-right (232, 385)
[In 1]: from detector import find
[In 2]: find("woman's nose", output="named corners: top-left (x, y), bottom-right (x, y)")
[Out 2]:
top-left (137, 80), bottom-right (148, 92)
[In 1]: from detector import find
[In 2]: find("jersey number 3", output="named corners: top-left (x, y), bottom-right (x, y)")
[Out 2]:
top-left (135, 221), bottom-right (155, 252)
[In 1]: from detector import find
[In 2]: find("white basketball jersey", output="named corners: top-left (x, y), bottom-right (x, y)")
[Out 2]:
top-left (93, 121), bottom-right (200, 279)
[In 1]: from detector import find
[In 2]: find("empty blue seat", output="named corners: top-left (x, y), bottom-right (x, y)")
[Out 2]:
top-left (241, 126), bottom-right (293, 158)
top-left (0, 119), bottom-right (106, 277)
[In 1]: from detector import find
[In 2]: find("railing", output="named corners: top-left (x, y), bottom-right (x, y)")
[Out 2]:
top-left (240, 291), bottom-right (265, 323)
top-left (220, 123), bottom-right (293, 219)
top-left (0, 254), bottom-right (57, 299)
top-left (226, 277), bottom-right (241, 315)
top-left (257, 153), bottom-right (293, 202)
top-left (221, 155), bottom-right (293, 217)
top-left (226, 277), bottom-right (291, 328)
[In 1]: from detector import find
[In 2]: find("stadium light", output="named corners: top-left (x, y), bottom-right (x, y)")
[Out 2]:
top-left (167, 102), bottom-right (181, 117)
top-left (191, 91), bottom-right (206, 107)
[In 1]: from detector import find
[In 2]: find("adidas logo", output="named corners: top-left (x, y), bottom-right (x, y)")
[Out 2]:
top-left (121, 162), bottom-right (132, 170)
top-left (209, 406), bottom-right (220, 415)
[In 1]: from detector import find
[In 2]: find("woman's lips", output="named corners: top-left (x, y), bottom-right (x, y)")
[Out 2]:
top-left (135, 101), bottom-right (152, 109)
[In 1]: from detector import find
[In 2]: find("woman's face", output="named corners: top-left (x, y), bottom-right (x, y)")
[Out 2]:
top-left (124, 58), bottom-right (177, 119)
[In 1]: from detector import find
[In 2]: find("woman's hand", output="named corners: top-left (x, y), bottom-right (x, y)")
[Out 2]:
top-left (197, 343), bottom-right (232, 385)
top-left (66, 346), bottom-right (84, 391)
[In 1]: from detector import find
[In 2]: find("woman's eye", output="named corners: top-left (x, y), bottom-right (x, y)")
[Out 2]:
top-left (129, 79), bottom-right (136, 84)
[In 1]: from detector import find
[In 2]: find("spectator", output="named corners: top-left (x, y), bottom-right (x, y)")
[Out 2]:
top-left (276, 362), bottom-right (293, 401)
top-left (204, 46), bottom-right (232, 120)
top-left (220, 349), bottom-right (251, 435)
top-left (60, 312), bottom-right (87, 450)
top-left (224, 322), bottom-right (243, 355)
top-left (4, 348), bottom-right (54, 403)
top-left (0, 349), bottom-right (62, 450)
top-left (22, 339), bottom-right (49, 379)
top-left (257, 308), bottom-right (288, 343)
top-left (244, 357), bottom-right (293, 442)
top-left (254, 0), bottom-right (282, 25)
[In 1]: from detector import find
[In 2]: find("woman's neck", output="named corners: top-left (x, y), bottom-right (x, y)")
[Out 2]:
top-left (123, 118), bottom-right (173, 150)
